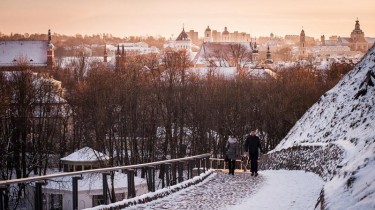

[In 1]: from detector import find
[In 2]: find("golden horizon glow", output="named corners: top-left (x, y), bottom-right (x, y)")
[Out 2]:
top-left (1, 0), bottom-right (374, 39)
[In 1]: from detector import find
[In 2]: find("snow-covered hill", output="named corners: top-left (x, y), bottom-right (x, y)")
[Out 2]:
top-left (273, 44), bottom-right (375, 210)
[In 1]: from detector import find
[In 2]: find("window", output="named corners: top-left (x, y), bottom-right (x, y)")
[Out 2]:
top-left (92, 195), bottom-right (105, 206)
top-left (115, 193), bottom-right (125, 201)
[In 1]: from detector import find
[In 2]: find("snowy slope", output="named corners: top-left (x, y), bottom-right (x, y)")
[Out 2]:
top-left (274, 44), bottom-right (375, 209)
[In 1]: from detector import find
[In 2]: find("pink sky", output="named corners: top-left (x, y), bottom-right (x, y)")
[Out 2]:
top-left (1, 0), bottom-right (374, 39)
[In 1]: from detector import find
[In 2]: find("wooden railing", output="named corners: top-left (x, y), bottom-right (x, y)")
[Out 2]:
top-left (209, 158), bottom-right (247, 171)
top-left (0, 154), bottom-right (211, 210)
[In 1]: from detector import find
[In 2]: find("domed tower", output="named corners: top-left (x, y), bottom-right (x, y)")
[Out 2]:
top-left (251, 39), bottom-right (259, 62)
top-left (47, 29), bottom-right (55, 71)
top-left (350, 18), bottom-right (365, 42)
top-left (204, 26), bottom-right (213, 42)
top-left (222, 27), bottom-right (230, 42)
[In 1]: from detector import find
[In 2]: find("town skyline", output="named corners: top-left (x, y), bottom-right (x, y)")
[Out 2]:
top-left (1, 0), bottom-right (375, 39)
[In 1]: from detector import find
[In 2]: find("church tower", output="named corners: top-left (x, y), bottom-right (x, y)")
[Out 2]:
top-left (265, 45), bottom-right (273, 64)
top-left (299, 28), bottom-right (306, 58)
top-left (222, 27), bottom-right (230, 42)
top-left (350, 18), bottom-right (365, 42)
top-left (204, 26), bottom-right (213, 43)
top-left (251, 39), bottom-right (259, 62)
top-left (103, 44), bottom-right (108, 62)
top-left (47, 29), bottom-right (55, 71)
top-left (321, 35), bottom-right (325, 46)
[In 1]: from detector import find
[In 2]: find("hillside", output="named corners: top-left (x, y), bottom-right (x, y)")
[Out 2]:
top-left (273, 44), bottom-right (375, 209)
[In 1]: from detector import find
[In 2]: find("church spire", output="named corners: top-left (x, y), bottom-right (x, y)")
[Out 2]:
top-left (48, 29), bottom-right (52, 44)
top-left (265, 45), bottom-right (273, 64)
top-left (355, 18), bottom-right (360, 30)
top-left (47, 29), bottom-right (54, 71)
top-left (103, 44), bottom-right (107, 62)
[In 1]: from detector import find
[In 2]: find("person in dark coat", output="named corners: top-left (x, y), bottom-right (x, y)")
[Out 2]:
top-left (226, 134), bottom-right (240, 175)
top-left (244, 130), bottom-right (263, 176)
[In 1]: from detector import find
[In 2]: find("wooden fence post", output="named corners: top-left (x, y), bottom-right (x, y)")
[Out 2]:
top-left (178, 161), bottom-right (184, 183)
top-left (0, 186), bottom-right (6, 210)
top-left (127, 169), bottom-right (136, 198)
top-left (146, 167), bottom-right (156, 192)
top-left (172, 163), bottom-right (177, 185)
top-left (159, 164), bottom-right (165, 188)
top-left (35, 181), bottom-right (46, 210)
top-left (72, 176), bottom-right (83, 210)
top-left (196, 158), bottom-right (201, 176)
top-left (102, 173), bottom-right (111, 205)
top-left (165, 164), bottom-right (171, 187)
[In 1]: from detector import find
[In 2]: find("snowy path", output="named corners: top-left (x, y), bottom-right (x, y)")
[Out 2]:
top-left (126, 171), bottom-right (265, 210)
top-left (227, 170), bottom-right (324, 210)
top-left (125, 170), bottom-right (324, 210)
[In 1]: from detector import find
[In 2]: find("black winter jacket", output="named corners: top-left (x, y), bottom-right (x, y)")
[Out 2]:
top-left (244, 135), bottom-right (263, 155)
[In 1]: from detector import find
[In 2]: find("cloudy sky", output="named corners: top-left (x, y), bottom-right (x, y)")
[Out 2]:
top-left (1, 0), bottom-right (374, 39)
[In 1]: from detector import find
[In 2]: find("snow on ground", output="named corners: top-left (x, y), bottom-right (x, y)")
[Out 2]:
top-left (227, 170), bottom-right (324, 210)
top-left (273, 44), bottom-right (375, 209)
top-left (118, 170), bottom-right (322, 210)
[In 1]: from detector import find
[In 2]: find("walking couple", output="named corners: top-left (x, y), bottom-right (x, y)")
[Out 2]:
top-left (225, 129), bottom-right (263, 176)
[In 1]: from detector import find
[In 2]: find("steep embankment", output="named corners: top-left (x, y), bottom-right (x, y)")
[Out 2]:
top-left (272, 44), bottom-right (375, 209)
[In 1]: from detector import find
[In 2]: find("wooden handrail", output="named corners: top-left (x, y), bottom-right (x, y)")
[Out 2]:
top-left (0, 153), bottom-right (211, 186)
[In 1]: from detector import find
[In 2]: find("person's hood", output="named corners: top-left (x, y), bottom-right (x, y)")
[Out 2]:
top-left (228, 137), bottom-right (237, 143)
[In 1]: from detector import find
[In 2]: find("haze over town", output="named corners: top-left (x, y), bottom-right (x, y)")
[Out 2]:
top-left (1, 1), bottom-right (375, 210)
top-left (1, 0), bottom-right (375, 38)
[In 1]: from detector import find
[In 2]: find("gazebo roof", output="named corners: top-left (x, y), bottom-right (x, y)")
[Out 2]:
top-left (61, 147), bottom-right (109, 163)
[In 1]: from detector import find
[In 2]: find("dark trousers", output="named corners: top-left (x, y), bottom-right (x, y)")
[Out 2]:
top-left (228, 159), bottom-right (236, 175)
top-left (249, 153), bottom-right (259, 173)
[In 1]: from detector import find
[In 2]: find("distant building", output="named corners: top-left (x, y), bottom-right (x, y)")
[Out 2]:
top-left (265, 45), bottom-right (273, 64)
top-left (60, 147), bottom-right (110, 172)
top-left (284, 35), bottom-right (300, 46)
top-left (310, 45), bottom-right (352, 57)
top-left (203, 26), bottom-right (213, 43)
top-left (222, 27), bottom-right (230, 42)
top-left (321, 19), bottom-right (375, 52)
top-left (163, 27), bottom-right (192, 52)
top-left (187, 29), bottom-right (199, 44)
top-left (203, 26), bottom-right (250, 43)
top-left (37, 172), bottom-right (147, 210)
top-left (212, 30), bottom-right (221, 42)
top-left (192, 41), bottom-right (259, 67)
top-left (0, 29), bottom-right (54, 72)
top-left (33, 147), bottom-right (147, 210)
top-left (338, 19), bottom-right (375, 52)
top-left (299, 28), bottom-right (307, 58)
top-left (108, 42), bottom-right (159, 55)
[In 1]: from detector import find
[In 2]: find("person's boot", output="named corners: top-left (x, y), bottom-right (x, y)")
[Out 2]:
top-left (255, 173), bottom-right (258, 177)
top-left (251, 172), bottom-right (254, 176)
